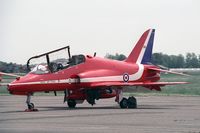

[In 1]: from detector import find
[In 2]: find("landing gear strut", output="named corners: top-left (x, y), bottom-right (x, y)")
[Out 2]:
top-left (25, 93), bottom-right (38, 112)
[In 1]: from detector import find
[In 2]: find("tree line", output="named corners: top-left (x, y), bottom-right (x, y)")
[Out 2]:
top-left (105, 52), bottom-right (200, 68)
top-left (0, 61), bottom-right (27, 73)
top-left (0, 52), bottom-right (200, 73)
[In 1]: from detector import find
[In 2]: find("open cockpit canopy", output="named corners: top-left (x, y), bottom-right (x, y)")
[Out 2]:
top-left (27, 46), bottom-right (86, 74)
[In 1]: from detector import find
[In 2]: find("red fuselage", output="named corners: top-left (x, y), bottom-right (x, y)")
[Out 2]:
top-left (8, 55), bottom-right (160, 96)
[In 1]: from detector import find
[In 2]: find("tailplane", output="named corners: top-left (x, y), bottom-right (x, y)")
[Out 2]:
top-left (125, 29), bottom-right (155, 64)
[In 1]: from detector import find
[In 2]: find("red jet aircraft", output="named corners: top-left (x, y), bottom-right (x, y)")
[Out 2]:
top-left (1, 29), bottom-right (188, 111)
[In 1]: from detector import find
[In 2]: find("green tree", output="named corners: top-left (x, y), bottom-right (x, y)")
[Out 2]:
top-left (176, 54), bottom-right (185, 68)
top-left (152, 53), bottom-right (185, 68)
top-left (185, 53), bottom-right (199, 68)
top-left (152, 53), bottom-right (163, 65)
top-left (105, 53), bottom-right (127, 61)
top-left (198, 55), bottom-right (200, 67)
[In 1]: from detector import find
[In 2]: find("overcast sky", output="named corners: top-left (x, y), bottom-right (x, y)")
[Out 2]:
top-left (1, 0), bottom-right (200, 64)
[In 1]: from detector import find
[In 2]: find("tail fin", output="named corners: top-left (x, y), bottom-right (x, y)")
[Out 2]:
top-left (125, 29), bottom-right (155, 64)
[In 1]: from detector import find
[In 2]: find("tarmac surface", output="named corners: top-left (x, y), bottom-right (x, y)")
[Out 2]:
top-left (0, 95), bottom-right (200, 133)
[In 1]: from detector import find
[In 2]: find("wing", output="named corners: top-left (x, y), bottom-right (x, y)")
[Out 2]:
top-left (0, 72), bottom-right (20, 86)
top-left (90, 81), bottom-right (188, 87)
top-left (0, 83), bottom-right (9, 86)
top-left (0, 72), bottom-right (21, 77)
top-left (89, 81), bottom-right (189, 91)
top-left (148, 68), bottom-right (190, 76)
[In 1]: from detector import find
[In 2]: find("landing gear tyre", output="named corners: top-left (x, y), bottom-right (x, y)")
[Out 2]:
top-left (128, 96), bottom-right (137, 109)
top-left (28, 103), bottom-right (34, 110)
top-left (120, 98), bottom-right (128, 108)
top-left (67, 99), bottom-right (76, 108)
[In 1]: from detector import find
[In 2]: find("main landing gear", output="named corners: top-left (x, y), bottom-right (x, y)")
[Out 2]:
top-left (119, 96), bottom-right (137, 109)
top-left (116, 89), bottom-right (137, 109)
top-left (64, 90), bottom-right (77, 109)
top-left (25, 94), bottom-right (38, 112)
top-left (67, 99), bottom-right (76, 108)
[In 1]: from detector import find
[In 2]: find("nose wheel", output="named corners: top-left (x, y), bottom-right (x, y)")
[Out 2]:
top-left (25, 94), bottom-right (38, 112)
top-left (27, 103), bottom-right (35, 110)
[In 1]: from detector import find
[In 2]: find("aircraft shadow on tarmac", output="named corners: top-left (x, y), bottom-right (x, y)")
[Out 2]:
top-left (0, 112), bottom-right (162, 122)
top-left (0, 106), bottom-right (167, 123)
top-left (39, 105), bottom-right (172, 111)
top-left (0, 104), bottom-right (173, 114)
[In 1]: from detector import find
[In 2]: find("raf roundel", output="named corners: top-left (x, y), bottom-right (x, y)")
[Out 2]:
top-left (123, 73), bottom-right (129, 82)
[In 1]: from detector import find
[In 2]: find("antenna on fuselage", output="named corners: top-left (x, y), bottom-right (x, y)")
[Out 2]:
top-left (93, 52), bottom-right (96, 57)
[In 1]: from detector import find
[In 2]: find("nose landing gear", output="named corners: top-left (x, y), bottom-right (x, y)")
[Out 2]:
top-left (25, 94), bottom-right (38, 112)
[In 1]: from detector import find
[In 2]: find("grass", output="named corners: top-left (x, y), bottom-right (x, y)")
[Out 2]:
top-left (160, 73), bottom-right (200, 95)
top-left (126, 73), bottom-right (200, 96)
top-left (0, 73), bottom-right (200, 96)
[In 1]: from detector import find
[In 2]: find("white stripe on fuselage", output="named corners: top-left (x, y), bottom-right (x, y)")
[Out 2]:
top-left (10, 64), bottom-right (144, 86)
top-left (136, 29), bottom-right (152, 64)
top-left (80, 63), bottom-right (144, 82)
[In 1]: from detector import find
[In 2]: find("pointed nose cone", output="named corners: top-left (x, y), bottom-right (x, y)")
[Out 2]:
top-left (7, 74), bottom-right (36, 95)
top-left (8, 79), bottom-right (25, 95)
